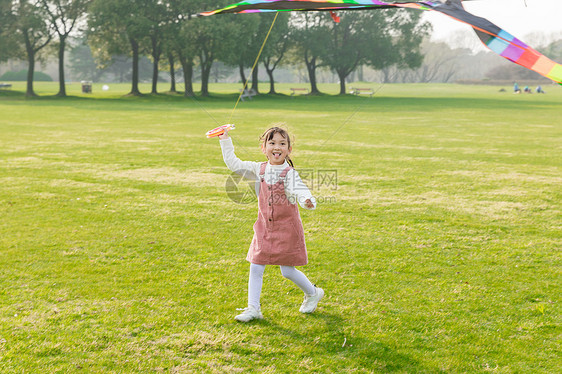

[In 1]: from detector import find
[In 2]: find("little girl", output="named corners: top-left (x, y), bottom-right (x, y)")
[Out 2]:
top-left (218, 126), bottom-right (324, 322)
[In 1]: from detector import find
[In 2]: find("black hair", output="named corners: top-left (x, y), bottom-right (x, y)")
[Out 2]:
top-left (260, 126), bottom-right (294, 167)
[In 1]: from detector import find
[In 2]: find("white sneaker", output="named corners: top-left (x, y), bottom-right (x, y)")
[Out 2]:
top-left (300, 287), bottom-right (324, 313)
top-left (234, 305), bottom-right (263, 322)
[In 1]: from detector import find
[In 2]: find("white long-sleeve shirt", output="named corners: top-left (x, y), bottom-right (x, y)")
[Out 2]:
top-left (220, 138), bottom-right (316, 210)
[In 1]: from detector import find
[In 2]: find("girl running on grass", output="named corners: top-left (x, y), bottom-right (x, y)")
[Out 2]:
top-left (218, 126), bottom-right (324, 322)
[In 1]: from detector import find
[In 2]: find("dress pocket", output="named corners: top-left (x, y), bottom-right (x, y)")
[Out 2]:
top-left (270, 222), bottom-right (304, 253)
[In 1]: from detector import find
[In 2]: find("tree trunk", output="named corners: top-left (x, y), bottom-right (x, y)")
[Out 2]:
top-left (266, 68), bottom-right (276, 94)
top-left (213, 63), bottom-right (219, 83)
top-left (151, 57), bottom-right (159, 94)
top-left (56, 35), bottom-right (67, 97)
top-left (201, 62), bottom-right (212, 96)
top-left (200, 50), bottom-right (213, 97)
top-left (151, 35), bottom-right (161, 94)
top-left (183, 60), bottom-right (194, 97)
top-left (178, 53), bottom-right (193, 97)
top-left (264, 61), bottom-right (276, 94)
top-left (23, 31), bottom-right (36, 98)
top-left (168, 54), bottom-right (176, 92)
top-left (26, 53), bottom-right (36, 97)
top-left (305, 55), bottom-right (320, 94)
top-left (129, 37), bottom-right (141, 96)
top-left (251, 65), bottom-right (259, 93)
top-left (239, 63), bottom-right (246, 86)
top-left (382, 68), bottom-right (393, 84)
top-left (337, 70), bottom-right (346, 95)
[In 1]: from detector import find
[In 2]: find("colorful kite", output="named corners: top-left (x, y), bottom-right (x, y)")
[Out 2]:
top-left (198, 0), bottom-right (562, 85)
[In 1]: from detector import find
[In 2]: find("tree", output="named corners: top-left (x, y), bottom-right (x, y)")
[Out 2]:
top-left (192, 14), bottom-right (238, 96)
top-left (68, 39), bottom-right (105, 81)
top-left (13, 0), bottom-right (53, 97)
top-left (0, 0), bottom-right (21, 63)
top-left (290, 12), bottom-right (331, 94)
top-left (163, 51), bottom-right (178, 93)
top-left (173, 20), bottom-right (196, 97)
top-left (542, 39), bottom-right (562, 62)
top-left (166, 0), bottom-right (198, 97)
top-left (88, 0), bottom-right (152, 96)
top-left (142, 0), bottom-right (170, 94)
top-left (261, 12), bottom-right (290, 94)
top-left (485, 61), bottom-right (544, 81)
top-left (40, 0), bottom-right (90, 96)
top-left (290, 9), bottom-right (428, 93)
top-left (219, 14), bottom-right (260, 89)
top-left (406, 39), bottom-right (460, 83)
top-left (366, 9), bottom-right (429, 84)
top-left (68, 41), bottom-right (151, 83)
top-left (248, 13), bottom-right (284, 94)
top-left (221, 15), bottom-right (259, 88)
top-left (319, 12), bottom-right (372, 95)
top-left (195, 18), bottom-right (219, 96)
top-left (159, 18), bottom-right (179, 93)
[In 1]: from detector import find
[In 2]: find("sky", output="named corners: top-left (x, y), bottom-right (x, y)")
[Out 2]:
top-left (423, 0), bottom-right (562, 46)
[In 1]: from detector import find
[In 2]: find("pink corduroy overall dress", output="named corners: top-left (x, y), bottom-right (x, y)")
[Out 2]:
top-left (247, 162), bottom-right (308, 266)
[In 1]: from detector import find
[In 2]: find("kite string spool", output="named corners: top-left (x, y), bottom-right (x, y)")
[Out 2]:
top-left (229, 12), bottom-right (279, 123)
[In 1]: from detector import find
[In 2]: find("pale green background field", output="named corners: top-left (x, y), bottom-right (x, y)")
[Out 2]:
top-left (1, 83), bottom-right (560, 372)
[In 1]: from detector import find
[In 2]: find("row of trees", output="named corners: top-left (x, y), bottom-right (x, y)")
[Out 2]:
top-left (0, 0), bottom-right (430, 97)
top-left (0, 0), bottom-right (89, 96)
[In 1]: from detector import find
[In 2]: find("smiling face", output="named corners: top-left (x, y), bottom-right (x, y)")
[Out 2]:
top-left (261, 132), bottom-right (292, 165)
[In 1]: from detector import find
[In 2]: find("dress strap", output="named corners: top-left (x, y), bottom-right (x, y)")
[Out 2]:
top-left (259, 162), bottom-right (267, 177)
top-left (279, 166), bottom-right (292, 179)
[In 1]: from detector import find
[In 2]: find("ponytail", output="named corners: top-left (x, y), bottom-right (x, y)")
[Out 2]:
top-left (286, 156), bottom-right (294, 168)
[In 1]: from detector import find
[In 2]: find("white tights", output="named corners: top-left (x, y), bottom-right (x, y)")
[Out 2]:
top-left (248, 263), bottom-right (316, 310)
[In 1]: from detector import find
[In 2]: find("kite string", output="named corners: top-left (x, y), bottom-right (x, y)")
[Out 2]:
top-left (228, 12), bottom-right (278, 124)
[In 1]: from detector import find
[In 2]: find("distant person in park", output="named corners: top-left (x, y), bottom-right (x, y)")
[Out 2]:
top-left (513, 82), bottom-right (521, 94)
top-left (536, 85), bottom-right (545, 94)
top-left (217, 126), bottom-right (323, 322)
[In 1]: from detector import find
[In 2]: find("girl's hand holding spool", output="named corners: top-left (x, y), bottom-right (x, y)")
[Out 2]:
top-left (218, 129), bottom-right (229, 140)
top-left (206, 124), bottom-right (235, 139)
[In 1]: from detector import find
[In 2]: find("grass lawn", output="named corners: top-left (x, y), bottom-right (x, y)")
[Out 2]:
top-left (1, 82), bottom-right (560, 372)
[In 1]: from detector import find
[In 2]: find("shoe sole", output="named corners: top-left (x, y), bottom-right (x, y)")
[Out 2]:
top-left (300, 288), bottom-right (324, 313)
top-left (235, 315), bottom-right (264, 322)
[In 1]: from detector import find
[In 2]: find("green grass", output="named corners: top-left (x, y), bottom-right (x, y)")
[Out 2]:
top-left (1, 82), bottom-right (561, 373)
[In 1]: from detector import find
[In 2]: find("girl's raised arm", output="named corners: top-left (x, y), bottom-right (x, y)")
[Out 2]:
top-left (219, 135), bottom-right (260, 180)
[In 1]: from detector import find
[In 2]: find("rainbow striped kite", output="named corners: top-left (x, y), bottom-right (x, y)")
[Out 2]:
top-left (199, 0), bottom-right (562, 85)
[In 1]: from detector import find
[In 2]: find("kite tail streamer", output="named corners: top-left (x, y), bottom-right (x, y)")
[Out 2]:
top-left (229, 12), bottom-right (279, 123)
top-left (472, 28), bottom-right (562, 86)
top-left (416, 0), bottom-right (562, 85)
